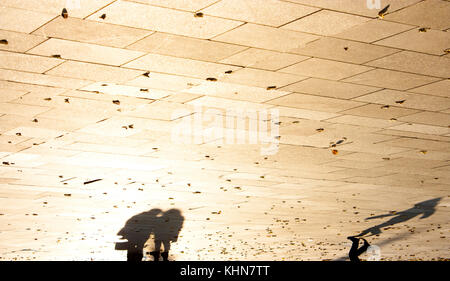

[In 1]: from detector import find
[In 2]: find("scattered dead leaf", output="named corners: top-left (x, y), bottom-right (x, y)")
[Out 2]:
top-left (61, 8), bottom-right (68, 19)
top-left (83, 179), bottom-right (102, 185)
top-left (377, 4), bottom-right (390, 19)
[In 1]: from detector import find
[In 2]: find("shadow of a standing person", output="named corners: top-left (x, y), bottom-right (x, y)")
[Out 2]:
top-left (115, 208), bottom-right (184, 262)
top-left (356, 197), bottom-right (441, 237)
top-left (151, 209), bottom-right (184, 261)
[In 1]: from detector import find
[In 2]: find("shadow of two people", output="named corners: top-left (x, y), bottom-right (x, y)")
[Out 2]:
top-left (115, 208), bottom-right (184, 262)
top-left (347, 197), bottom-right (442, 261)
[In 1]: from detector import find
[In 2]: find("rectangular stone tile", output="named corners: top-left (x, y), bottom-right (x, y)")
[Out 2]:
top-left (0, 81), bottom-right (66, 96)
top-left (325, 160), bottom-right (385, 170)
top-left (63, 142), bottom-right (156, 156)
top-left (270, 106), bottom-right (340, 121)
top-left (80, 82), bottom-right (170, 100)
top-left (384, 0), bottom-right (450, 30)
top-left (130, 0), bottom-right (217, 12)
top-left (366, 51), bottom-right (450, 78)
top-left (285, 0), bottom-right (421, 18)
top-left (213, 23), bottom-right (319, 52)
top-left (376, 129), bottom-right (450, 142)
top-left (387, 123), bottom-right (449, 135)
top-left (187, 96), bottom-right (272, 112)
top-left (279, 119), bottom-right (332, 137)
top-left (32, 17), bottom-right (152, 48)
top-left (291, 37), bottom-right (399, 64)
top-left (409, 80), bottom-right (450, 98)
top-left (125, 72), bottom-right (204, 92)
top-left (339, 103), bottom-right (419, 119)
top-left (86, 0), bottom-right (243, 39)
top-left (397, 111), bottom-right (450, 127)
top-left (282, 10), bottom-right (369, 36)
top-left (0, 51), bottom-right (63, 73)
top-left (0, 103), bottom-right (49, 117)
top-left (390, 149), bottom-right (450, 161)
top-left (27, 38), bottom-right (145, 66)
top-left (46, 61), bottom-right (143, 84)
top-left (0, 133), bottom-right (29, 145)
top-left (375, 28), bottom-right (450, 55)
top-left (126, 32), bottom-right (246, 62)
top-left (334, 19), bottom-right (414, 43)
top-left (353, 89), bottom-right (450, 111)
top-left (332, 141), bottom-right (412, 155)
top-left (3, 126), bottom-right (66, 138)
top-left (343, 69), bottom-right (439, 90)
top-left (380, 138), bottom-right (450, 151)
top-left (65, 151), bottom-right (166, 171)
top-left (219, 48), bottom-right (310, 71)
top-left (0, 88), bottom-right (28, 103)
top-left (383, 157), bottom-right (449, 170)
top-left (124, 100), bottom-right (196, 121)
top-left (0, 0), bottom-right (115, 19)
top-left (74, 118), bottom-right (145, 138)
top-left (13, 92), bottom-right (123, 112)
top-left (333, 152), bottom-right (391, 162)
top-left (0, 6), bottom-right (55, 33)
top-left (0, 30), bottom-right (47, 52)
top-left (219, 68), bottom-right (305, 88)
top-left (52, 131), bottom-right (148, 147)
top-left (0, 69), bottom-right (92, 89)
top-left (60, 90), bottom-right (160, 106)
top-left (266, 93), bottom-right (365, 113)
top-left (0, 114), bottom-right (89, 132)
top-left (325, 115), bottom-right (403, 129)
top-left (182, 82), bottom-right (289, 103)
top-left (278, 58), bottom-right (373, 81)
top-left (161, 92), bottom-right (202, 104)
top-left (279, 78), bottom-right (380, 99)
top-left (123, 53), bottom-right (240, 79)
top-left (202, 0), bottom-right (319, 27)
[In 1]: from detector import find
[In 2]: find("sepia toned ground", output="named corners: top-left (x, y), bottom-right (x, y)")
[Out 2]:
top-left (0, 0), bottom-right (449, 261)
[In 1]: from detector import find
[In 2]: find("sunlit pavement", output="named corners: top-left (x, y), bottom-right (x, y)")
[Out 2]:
top-left (0, 0), bottom-right (449, 261)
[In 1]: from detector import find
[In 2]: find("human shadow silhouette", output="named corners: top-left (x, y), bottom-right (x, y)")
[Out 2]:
top-left (115, 208), bottom-right (184, 261)
top-left (356, 197), bottom-right (441, 237)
